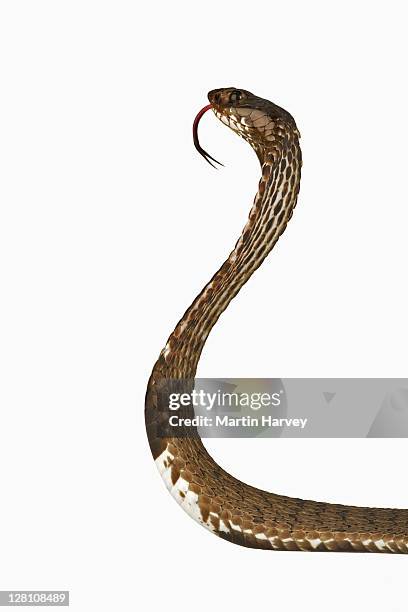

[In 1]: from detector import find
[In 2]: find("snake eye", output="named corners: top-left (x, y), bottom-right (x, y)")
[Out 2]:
top-left (229, 90), bottom-right (242, 104)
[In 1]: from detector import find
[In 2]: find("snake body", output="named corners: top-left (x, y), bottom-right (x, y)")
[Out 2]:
top-left (145, 87), bottom-right (408, 553)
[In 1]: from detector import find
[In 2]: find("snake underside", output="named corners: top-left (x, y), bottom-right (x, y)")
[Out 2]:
top-left (145, 87), bottom-right (408, 553)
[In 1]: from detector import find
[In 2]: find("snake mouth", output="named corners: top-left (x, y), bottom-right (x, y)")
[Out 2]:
top-left (193, 104), bottom-right (224, 169)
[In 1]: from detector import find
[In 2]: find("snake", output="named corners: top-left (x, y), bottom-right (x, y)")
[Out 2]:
top-left (145, 87), bottom-right (408, 553)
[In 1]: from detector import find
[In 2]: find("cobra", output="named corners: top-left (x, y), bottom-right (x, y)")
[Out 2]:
top-left (145, 87), bottom-right (408, 553)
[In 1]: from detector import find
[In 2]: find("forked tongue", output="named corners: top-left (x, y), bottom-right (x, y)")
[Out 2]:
top-left (193, 104), bottom-right (224, 168)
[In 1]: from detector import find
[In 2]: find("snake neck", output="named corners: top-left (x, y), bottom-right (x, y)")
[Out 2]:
top-left (156, 125), bottom-right (302, 382)
top-left (145, 124), bottom-right (301, 459)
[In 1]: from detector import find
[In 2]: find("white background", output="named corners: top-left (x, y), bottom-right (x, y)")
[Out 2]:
top-left (0, 1), bottom-right (407, 610)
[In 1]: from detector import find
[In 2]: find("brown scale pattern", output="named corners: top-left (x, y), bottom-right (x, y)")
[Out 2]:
top-left (145, 88), bottom-right (408, 553)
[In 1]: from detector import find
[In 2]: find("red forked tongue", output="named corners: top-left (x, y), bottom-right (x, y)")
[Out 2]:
top-left (193, 104), bottom-right (224, 168)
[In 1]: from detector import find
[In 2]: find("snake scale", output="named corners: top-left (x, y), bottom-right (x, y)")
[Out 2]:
top-left (145, 87), bottom-right (408, 553)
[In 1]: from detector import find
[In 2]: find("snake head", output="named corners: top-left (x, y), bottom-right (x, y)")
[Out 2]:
top-left (209, 88), bottom-right (298, 150)
top-left (194, 88), bottom-right (298, 168)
